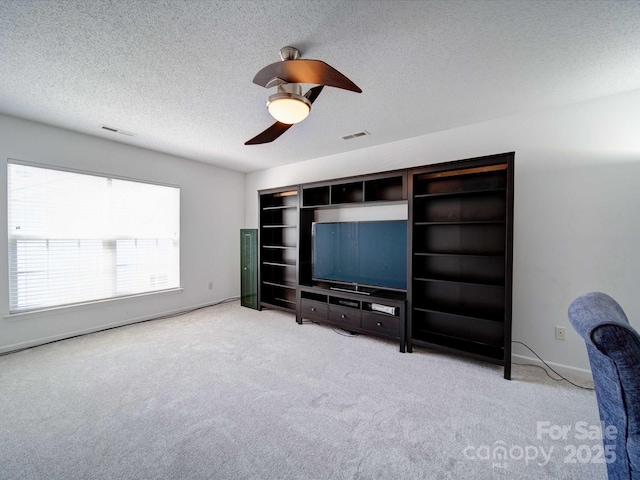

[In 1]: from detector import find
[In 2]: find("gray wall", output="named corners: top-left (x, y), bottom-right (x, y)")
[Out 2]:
top-left (0, 114), bottom-right (244, 353)
top-left (245, 88), bottom-right (640, 376)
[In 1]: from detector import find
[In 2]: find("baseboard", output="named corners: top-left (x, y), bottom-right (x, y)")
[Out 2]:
top-left (0, 298), bottom-right (239, 355)
top-left (512, 353), bottom-right (593, 382)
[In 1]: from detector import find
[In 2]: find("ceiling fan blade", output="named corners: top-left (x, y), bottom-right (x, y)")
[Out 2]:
top-left (245, 121), bottom-right (293, 145)
top-left (304, 85), bottom-right (324, 103)
top-left (253, 59), bottom-right (362, 93)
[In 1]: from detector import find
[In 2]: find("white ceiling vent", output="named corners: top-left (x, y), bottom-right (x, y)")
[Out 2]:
top-left (100, 125), bottom-right (137, 137)
top-left (341, 130), bottom-right (370, 140)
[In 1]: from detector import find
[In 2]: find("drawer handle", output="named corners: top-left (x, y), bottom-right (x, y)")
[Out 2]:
top-left (311, 307), bottom-right (316, 312)
top-left (341, 314), bottom-right (347, 319)
top-left (377, 322), bottom-right (382, 327)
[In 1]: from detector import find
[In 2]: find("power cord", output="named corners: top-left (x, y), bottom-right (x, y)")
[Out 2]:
top-left (303, 329), bottom-right (593, 388)
top-left (0, 296), bottom-right (240, 357)
top-left (331, 327), bottom-right (360, 337)
top-left (151, 296), bottom-right (239, 321)
top-left (300, 319), bottom-right (359, 337)
top-left (512, 340), bottom-right (594, 391)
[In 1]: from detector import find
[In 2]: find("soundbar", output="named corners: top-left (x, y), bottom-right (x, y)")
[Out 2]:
top-left (330, 286), bottom-right (371, 295)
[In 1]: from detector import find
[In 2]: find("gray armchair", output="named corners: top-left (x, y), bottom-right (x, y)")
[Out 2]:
top-left (568, 292), bottom-right (640, 480)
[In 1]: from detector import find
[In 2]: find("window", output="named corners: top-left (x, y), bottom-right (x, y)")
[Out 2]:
top-left (7, 161), bottom-right (180, 313)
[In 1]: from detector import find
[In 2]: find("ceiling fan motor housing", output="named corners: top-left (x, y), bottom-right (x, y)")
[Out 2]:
top-left (279, 46), bottom-right (300, 61)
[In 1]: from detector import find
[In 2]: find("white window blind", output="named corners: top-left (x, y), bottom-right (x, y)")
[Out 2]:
top-left (7, 162), bottom-right (180, 313)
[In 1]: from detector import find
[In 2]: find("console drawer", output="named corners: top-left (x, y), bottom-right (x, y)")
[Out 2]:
top-left (328, 305), bottom-right (361, 329)
top-left (301, 299), bottom-right (328, 322)
top-left (361, 311), bottom-right (400, 338)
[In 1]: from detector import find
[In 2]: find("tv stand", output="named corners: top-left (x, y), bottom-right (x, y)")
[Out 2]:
top-left (298, 286), bottom-right (406, 352)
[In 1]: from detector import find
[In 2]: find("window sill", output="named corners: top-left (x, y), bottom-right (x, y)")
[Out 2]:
top-left (3, 287), bottom-right (184, 322)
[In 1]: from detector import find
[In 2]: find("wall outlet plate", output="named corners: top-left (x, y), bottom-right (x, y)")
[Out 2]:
top-left (555, 326), bottom-right (566, 340)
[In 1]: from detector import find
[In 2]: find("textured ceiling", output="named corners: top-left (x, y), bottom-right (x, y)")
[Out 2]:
top-left (1, 0), bottom-right (639, 173)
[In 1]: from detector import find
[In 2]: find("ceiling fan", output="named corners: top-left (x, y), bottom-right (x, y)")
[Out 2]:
top-left (245, 46), bottom-right (362, 145)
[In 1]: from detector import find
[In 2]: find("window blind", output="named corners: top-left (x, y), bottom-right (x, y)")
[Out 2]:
top-left (7, 162), bottom-right (180, 313)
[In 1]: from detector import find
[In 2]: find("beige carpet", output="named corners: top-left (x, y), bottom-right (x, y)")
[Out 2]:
top-left (0, 301), bottom-right (604, 479)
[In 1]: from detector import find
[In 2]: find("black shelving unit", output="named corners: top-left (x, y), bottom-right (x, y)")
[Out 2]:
top-left (258, 187), bottom-right (299, 312)
top-left (253, 154), bottom-right (515, 378)
top-left (301, 171), bottom-right (407, 208)
top-left (408, 154), bottom-right (514, 378)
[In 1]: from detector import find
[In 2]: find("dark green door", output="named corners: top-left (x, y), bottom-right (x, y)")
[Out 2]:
top-left (240, 229), bottom-right (258, 309)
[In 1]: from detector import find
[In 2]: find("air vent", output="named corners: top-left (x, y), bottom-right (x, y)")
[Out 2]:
top-left (341, 130), bottom-right (369, 140)
top-left (100, 125), bottom-right (137, 137)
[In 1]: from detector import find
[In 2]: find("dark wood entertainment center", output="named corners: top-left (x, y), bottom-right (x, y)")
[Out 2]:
top-left (299, 286), bottom-right (407, 352)
top-left (257, 152), bottom-right (514, 378)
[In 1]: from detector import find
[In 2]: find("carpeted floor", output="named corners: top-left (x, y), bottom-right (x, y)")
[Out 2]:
top-left (0, 301), bottom-right (605, 479)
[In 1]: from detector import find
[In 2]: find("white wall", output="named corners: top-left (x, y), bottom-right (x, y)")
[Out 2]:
top-left (0, 114), bottom-right (244, 353)
top-left (245, 88), bottom-right (640, 376)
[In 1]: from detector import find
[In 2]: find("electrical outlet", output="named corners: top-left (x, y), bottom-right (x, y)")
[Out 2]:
top-left (555, 326), bottom-right (566, 341)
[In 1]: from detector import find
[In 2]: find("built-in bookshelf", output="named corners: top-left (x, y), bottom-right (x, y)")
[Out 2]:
top-left (258, 187), bottom-right (299, 312)
top-left (408, 154), bottom-right (514, 379)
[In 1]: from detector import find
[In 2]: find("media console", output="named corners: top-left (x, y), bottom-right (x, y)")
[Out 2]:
top-left (298, 286), bottom-right (407, 352)
top-left (255, 153), bottom-right (514, 378)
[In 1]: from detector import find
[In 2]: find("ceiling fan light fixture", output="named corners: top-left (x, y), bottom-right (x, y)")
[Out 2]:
top-left (246, 46), bottom-right (361, 144)
top-left (267, 93), bottom-right (311, 124)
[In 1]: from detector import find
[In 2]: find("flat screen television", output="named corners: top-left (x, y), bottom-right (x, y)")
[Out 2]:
top-left (312, 220), bottom-right (407, 292)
